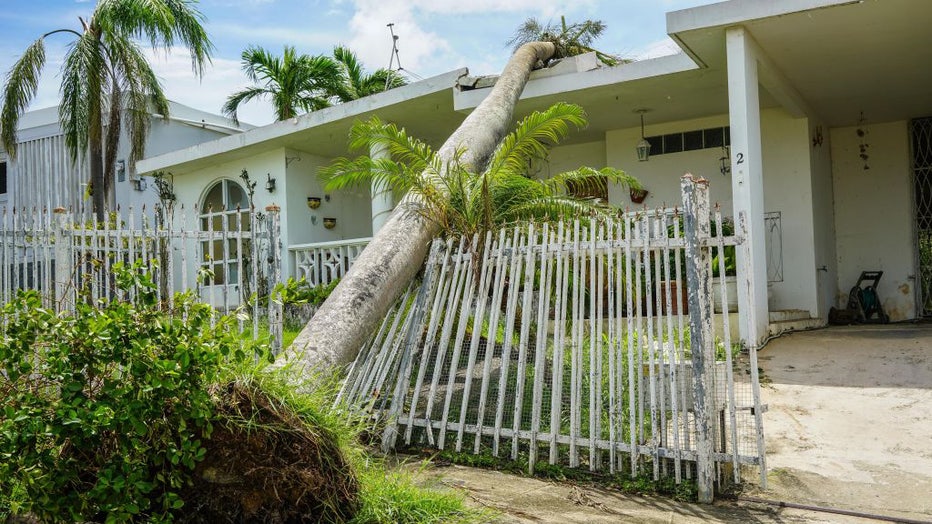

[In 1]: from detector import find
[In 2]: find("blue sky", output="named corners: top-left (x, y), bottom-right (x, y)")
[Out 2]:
top-left (0, 0), bottom-right (713, 126)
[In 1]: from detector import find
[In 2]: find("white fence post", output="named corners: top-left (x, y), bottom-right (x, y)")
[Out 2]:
top-left (53, 207), bottom-right (73, 313)
top-left (681, 174), bottom-right (716, 503)
top-left (266, 205), bottom-right (283, 354)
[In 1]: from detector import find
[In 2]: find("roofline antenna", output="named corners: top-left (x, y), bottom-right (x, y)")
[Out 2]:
top-left (386, 22), bottom-right (402, 90)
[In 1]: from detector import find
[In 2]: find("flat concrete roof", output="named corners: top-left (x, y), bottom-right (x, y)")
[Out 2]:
top-left (137, 69), bottom-right (468, 175)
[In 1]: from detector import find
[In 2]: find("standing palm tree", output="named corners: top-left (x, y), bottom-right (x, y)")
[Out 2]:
top-left (222, 46), bottom-right (342, 124)
top-left (1, 0), bottom-right (212, 221)
top-left (330, 46), bottom-right (407, 103)
top-left (320, 102), bottom-right (639, 246)
top-left (507, 16), bottom-right (622, 66)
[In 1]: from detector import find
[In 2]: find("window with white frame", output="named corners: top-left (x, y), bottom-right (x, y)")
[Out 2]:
top-left (199, 179), bottom-right (250, 286)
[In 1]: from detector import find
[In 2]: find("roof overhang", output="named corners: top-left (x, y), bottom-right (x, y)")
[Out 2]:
top-left (668, 0), bottom-right (932, 126)
top-left (137, 68), bottom-right (469, 175)
top-left (454, 0), bottom-right (932, 135)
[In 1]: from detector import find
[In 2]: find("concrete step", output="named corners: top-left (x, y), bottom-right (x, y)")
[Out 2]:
top-left (768, 309), bottom-right (812, 322)
top-left (768, 317), bottom-right (824, 337)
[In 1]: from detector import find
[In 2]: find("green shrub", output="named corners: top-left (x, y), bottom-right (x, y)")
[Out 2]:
top-left (0, 262), bottom-right (256, 523)
top-left (277, 276), bottom-right (340, 307)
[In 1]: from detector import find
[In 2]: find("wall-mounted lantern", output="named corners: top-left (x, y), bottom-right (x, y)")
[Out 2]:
top-left (307, 196), bottom-right (322, 209)
top-left (265, 173), bottom-right (276, 193)
top-left (635, 109), bottom-right (651, 162)
top-left (719, 145), bottom-right (731, 176)
top-left (323, 217), bottom-right (337, 229)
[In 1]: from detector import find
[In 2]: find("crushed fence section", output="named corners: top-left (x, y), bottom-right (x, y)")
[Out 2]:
top-left (0, 205), bottom-right (283, 351)
top-left (339, 176), bottom-right (766, 498)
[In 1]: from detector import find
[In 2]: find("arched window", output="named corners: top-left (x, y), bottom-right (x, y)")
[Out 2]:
top-left (199, 179), bottom-right (250, 287)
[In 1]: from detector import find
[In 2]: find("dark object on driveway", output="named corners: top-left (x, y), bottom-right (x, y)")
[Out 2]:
top-left (829, 271), bottom-right (889, 325)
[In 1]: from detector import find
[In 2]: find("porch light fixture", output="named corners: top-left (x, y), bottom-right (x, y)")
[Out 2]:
top-left (635, 109), bottom-right (651, 162)
top-left (265, 173), bottom-right (276, 193)
top-left (719, 145), bottom-right (731, 176)
top-left (307, 196), bottom-right (322, 209)
top-left (323, 217), bottom-right (337, 229)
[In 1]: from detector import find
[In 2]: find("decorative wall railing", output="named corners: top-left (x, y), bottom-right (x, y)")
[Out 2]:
top-left (290, 237), bottom-right (371, 286)
top-left (0, 205), bottom-right (284, 352)
top-left (338, 176), bottom-right (766, 502)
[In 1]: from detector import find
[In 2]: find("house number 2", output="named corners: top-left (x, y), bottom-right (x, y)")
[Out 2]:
top-left (736, 152), bottom-right (745, 164)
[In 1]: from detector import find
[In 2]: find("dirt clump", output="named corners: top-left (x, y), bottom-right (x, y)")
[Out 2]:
top-left (180, 383), bottom-right (359, 523)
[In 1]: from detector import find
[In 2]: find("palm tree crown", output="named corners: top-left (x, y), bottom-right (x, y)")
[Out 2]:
top-left (0, 0), bottom-right (213, 219)
top-left (320, 102), bottom-right (640, 244)
top-left (222, 45), bottom-right (343, 124)
top-left (330, 46), bottom-right (407, 103)
top-left (507, 16), bottom-right (622, 66)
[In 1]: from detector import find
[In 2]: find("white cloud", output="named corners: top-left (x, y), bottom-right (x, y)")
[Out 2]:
top-left (145, 48), bottom-right (276, 126)
top-left (343, 0), bottom-right (592, 79)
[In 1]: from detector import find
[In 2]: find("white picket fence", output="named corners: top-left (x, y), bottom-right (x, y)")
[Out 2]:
top-left (338, 176), bottom-right (766, 501)
top-left (0, 204), bottom-right (284, 351)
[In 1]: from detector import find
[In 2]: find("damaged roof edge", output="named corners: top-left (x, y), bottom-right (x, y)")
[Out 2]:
top-left (137, 67), bottom-right (469, 175)
top-left (452, 52), bottom-right (698, 112)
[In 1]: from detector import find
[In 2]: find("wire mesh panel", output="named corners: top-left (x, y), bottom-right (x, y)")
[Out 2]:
top-left (339, 179), bottom-right (767, 495)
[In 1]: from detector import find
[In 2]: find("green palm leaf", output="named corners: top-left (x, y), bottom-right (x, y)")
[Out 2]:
top-left (321, 103), bottom-right (640, 244)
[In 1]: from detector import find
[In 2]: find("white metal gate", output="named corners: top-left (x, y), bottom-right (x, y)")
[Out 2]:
top-left (338, 176), bottom-right (766, 500)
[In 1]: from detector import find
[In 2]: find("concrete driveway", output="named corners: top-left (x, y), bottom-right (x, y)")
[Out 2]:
top-left (751, 324), bottom-right (932, 522)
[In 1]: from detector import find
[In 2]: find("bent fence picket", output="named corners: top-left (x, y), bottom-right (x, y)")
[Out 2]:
top-left (338, 175), bottom-right (766, 501)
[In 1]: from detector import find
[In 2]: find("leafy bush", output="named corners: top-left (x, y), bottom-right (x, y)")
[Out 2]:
top-left (0, 263), bottom-right (480, 523)
top-left (278, 276), bottom-right (340, 307)
top-left (0, 262), bottom-right (255, 523)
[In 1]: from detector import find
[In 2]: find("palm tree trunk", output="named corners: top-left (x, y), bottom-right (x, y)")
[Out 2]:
top-left (88, 51), bottom-right (105, 223)
top-left (283, 42), bottom-right (555, 374)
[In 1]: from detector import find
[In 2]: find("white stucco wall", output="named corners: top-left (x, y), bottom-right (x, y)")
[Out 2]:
top-left (605, 109), bottom-right (819, 316)
top-left (282, 148), bottom-right (372, 248)
top-left (544, 141), bottom-right (606, 176)
top-left (760, 110), bottom-right (817, 315)
top-left (808, 118), bottom-right (838, 318)
top-left (115, 120), bottom-right (235, 211)
top-left (605, 114), bottom-right (731, 212)
top-left (831, 120), bottom-right (915, 320)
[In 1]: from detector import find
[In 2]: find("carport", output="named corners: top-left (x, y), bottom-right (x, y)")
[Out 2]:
top-left (755, 324), bottom-right (932, 521)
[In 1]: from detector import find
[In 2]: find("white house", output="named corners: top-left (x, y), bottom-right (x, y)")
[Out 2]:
top-left (136, 0), bottom-right (932, 349)
top-left (0, 100), bottom-right (250, 213)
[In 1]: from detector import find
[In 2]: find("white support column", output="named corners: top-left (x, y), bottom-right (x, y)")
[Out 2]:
top-left (726, 26), bottom-right (769, 348)
top-left (370, 143), bottom-right (394, 234)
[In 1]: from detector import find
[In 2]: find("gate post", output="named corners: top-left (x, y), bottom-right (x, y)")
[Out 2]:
top-left (681, 175), bottom-right (716, 503)
top-left (53, 207), bottom-right (73, 313)
top-left (266, 206), bottom-right (283, 354)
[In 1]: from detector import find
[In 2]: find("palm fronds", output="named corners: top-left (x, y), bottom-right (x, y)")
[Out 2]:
top-left (322, 103), bottom-right (641, 243)
top-left (0, 0), bottom-right (212, 218)
top-left (1, 38), bottom-right (47, 156)
top-left (506, 15), bottom-right (624, 66)
top-left (224, 45), bottom-right (340, 123)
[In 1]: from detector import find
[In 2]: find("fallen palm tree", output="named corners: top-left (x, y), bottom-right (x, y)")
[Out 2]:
top-left (284, 42), bottom-right (556, 375)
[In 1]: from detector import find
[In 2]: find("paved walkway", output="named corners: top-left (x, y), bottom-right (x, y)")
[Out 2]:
top-left (751, 324), bottom-right (932, 522)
